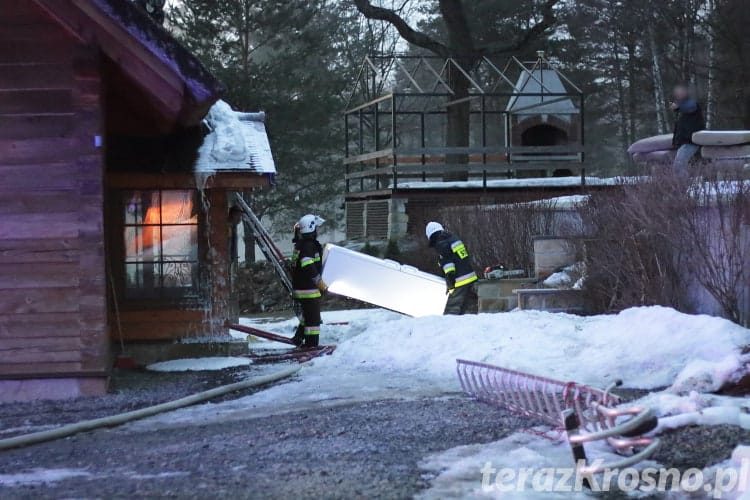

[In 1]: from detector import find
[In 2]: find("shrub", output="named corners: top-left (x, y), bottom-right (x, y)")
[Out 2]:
top-left (383, 239), bottom-right (401, 261)
top-left (581, 168), bottom-right (750, 325)
top-left (438, 200), bottom-right (572, 275)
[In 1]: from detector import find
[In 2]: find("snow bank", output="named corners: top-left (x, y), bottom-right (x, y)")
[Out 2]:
top-left (132, 306), bottom-right (748, 432)
top-left (633, 391), bottom-right (750, 431)
top-left (311, 306), bottom-right (747, 391)
top-left (417, 430), bottom-right (659, 499)
top-left (146, 357), bottom-right (252, 372)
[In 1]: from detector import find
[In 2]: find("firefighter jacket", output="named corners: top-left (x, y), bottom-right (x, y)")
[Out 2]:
top-left (291, 234), bottom-right (323, 299)
top-left (432, 231), bottom-right (478, 290)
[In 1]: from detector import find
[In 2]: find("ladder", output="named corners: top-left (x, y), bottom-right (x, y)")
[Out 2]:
top-left (233, 193), bottom-right (293, 295)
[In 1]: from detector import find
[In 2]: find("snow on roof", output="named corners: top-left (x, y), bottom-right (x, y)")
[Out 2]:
top-left (505, 69), bottom-right (579, 116)
top-left (394, 176), bottom-right (620, 190)
top-left (195, 100), bottom-right (276, 174)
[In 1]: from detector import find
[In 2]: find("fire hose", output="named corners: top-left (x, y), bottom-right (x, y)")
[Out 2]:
top-left (0, 364), bottom-right (303, 452)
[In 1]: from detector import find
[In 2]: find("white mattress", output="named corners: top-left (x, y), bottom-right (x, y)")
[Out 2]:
top-left (627, 134), bottom-right (674, 154)
top-left (692, 130), bottom-right (750, 146)
top-left (321, 244), bottom-right (448, 317)
top-left (631, 150), bottom-right (675, 164)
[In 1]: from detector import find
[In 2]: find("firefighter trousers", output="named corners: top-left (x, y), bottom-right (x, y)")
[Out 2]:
top-left (444, 283), bottom-right (478, 315)
top-left (296, 297), bottom-right (321, 347)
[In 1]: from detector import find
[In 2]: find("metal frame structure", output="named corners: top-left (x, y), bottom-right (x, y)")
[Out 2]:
top-left (344, 53), bottom-right (585, 194)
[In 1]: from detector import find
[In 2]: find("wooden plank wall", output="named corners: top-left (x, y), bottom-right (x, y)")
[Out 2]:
top-left (0, 3), bottom-right (108, 377)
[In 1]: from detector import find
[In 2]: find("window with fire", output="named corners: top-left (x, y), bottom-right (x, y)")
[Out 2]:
top-left (123, 190), bottom-right (199, 298)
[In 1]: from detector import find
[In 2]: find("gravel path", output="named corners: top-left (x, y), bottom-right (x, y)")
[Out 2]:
top-left (1, 369), bottom-right (749, 498)
top-left (0, 392), bottom-right (531, 498)
top-left (0, 366), bottom-right (280, 437)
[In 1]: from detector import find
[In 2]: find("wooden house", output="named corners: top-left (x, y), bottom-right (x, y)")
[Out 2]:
top-left (0, 0), bottom-right (276, 401)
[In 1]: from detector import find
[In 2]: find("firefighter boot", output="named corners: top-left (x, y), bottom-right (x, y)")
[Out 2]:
top-left (292, 324), bottom-right (305, 347)
top-left (303, 332), bottom-right (319, 348)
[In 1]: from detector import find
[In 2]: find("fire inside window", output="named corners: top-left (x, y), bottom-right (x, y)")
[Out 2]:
top-left (123, 190), bottom-right (199, 298)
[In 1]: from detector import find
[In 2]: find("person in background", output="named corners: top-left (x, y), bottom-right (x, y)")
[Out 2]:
top-left (425, 221), bottom-right (478, 315)
top-left (671, 83), bottom-right (705, 176)
top-left (291, 214), bottom-right (327, 347)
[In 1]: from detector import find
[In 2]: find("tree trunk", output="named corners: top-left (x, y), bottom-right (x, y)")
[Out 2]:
top-left (705, 0), bottom-right (716, 128)
top-left (611, 37), bottom-right (630, 158)
top-left (444, 63), bottom-right (471, 182)
top-left (648, 21), bottom-right (667, 134)
top-left (626, 42), bottom-right (638, 146)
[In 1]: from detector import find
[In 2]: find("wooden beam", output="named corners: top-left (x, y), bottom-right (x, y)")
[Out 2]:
top-left (107, 172), bottom-right (272, 190)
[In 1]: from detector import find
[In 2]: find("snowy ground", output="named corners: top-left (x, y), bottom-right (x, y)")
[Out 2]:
top-left (3, 306), bottom-right (750, 498)
top-left (127, 306), bottom-right (750, 497)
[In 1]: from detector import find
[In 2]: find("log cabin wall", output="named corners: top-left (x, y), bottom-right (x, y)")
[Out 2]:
top-left (0, 2), bottom-right (108, 399)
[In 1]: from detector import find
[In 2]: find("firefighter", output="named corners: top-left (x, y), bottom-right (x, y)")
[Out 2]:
top-left (426, 221), bottom-right (478, 315)
top-left (291, 214), bottom-right (327, 347)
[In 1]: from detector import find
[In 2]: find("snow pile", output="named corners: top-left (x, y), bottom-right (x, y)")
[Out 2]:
top-left (633, 391), bottom-right (750, 431)
top-left (146, 357), bottom-right (252, 372)
top-left (670, 354), bottom-right (749, 394)
top-left (308, 306), bottom-right (748, 391)
top-left (133, 306), bottom-right (748, 433)
top-left (542, 263), bottom-right (585, 289)
top-left (417, 431), bottom-right (659, 499)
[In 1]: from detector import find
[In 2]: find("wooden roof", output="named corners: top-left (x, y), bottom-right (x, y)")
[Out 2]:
top-left (32, 0), bottom-right (224, 131)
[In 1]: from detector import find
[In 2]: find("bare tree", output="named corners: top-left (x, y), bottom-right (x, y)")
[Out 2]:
top-left (352, 0), bottom-right (560, 180)
top-left (581, 175), bottom-right (692, 313)
top-left (648, 19), bottom-right (667, 133)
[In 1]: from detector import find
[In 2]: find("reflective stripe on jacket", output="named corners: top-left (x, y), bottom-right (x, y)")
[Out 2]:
top-left (434, 232), bottom-right (477, 289)
top-left (292, 235), bottom-right (323, 294)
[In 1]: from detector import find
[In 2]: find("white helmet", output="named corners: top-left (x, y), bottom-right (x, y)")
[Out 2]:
top-left (298, 214), bottom-right (325, 234)
top-left (425, 221), bottom-right (444, 240)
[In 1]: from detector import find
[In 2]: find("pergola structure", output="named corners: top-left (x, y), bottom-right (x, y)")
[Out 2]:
top-left (344, 52), bottom-right (585, 194)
